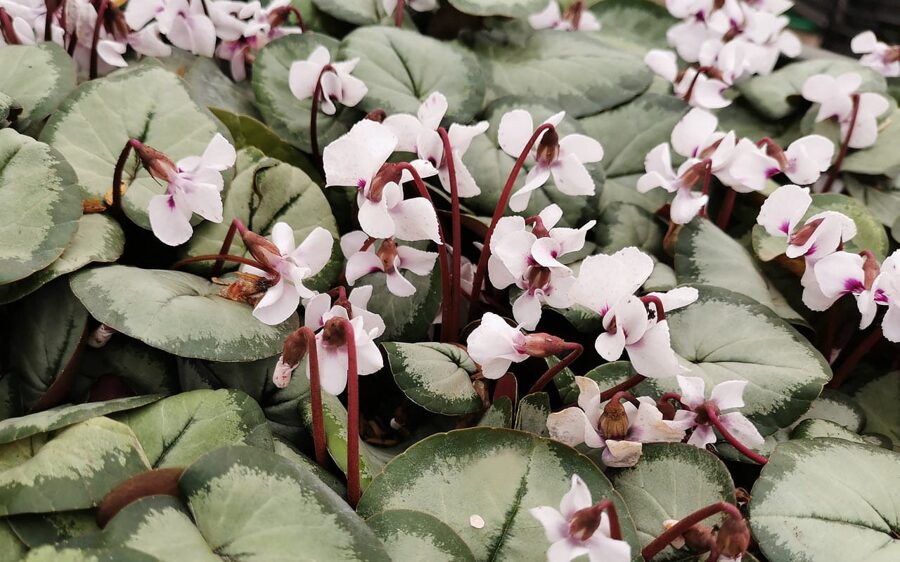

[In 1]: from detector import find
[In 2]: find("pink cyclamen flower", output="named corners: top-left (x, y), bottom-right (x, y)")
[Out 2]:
top-left (147, 133), bottom-right (236, 246)
top-left (241, 224), bottom-right (334, 325)
top-left (154, 0), bottom-right (218, 57)
top-left (547, 377), bottom-right (689, 467)
top-left (528, 1), bottom-right (601, 32)
top-left (729, 135), bottom-right (834, 191)
top-left (874, 250), bottom-right (900, 342)
top-left (382, 91), bottom-right (489, 198)
top-left (311, 306), bottom-right (383, 395)
top-left (498, 109), bottom-right (604, 212)
top-left (529, 475), bottom-right (631, 562)
top-left (324, 120), bottom-right (438, 242)
top-left (851, 31), bottom-right (899, 78)
top-left (289, 45), bottom-right (368, 115)
top-left (812, 250), bottom-right (884, 328)
top-left (466, 312), bottom-right (529, 379)
top-left (676, 375), bottom-right (765, 449)
top-left (341, 231), bottom-right (437, 297)
top-left (802, 73), bottom-right (890, 149)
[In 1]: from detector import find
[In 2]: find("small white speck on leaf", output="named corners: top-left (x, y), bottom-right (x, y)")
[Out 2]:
top-left (469, 514), bottom-right (485, 529)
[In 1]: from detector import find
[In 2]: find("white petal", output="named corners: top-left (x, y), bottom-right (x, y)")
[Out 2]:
top-left (382, 113), bottom-right (424, 153)
top-left (345, 252), bottom-right (382, 285)
top-left (672, 108), bottom-right (718, 158)
top-left (676, 375), bottom-right (706, 409)
top-left (851, 31), bottom-right (879, 54)
top-left (390, 197), bottom-right (441, 243)
top-left (529, 506), bottom-right (568, 543)
top-left (498, 109), bottom-right (535, 158)
top-left (253, 280), bottom-right (300, 325)
top-left (385, 268), bottom-right (417, 297)
top-left (560, 474), bottom-right (593, 518)
top-left (397, 245), bottom-right (438, 276)
top-left (293, 227), bottom-right (334, 275)
top-left (417, 91), bottom-right (448, 131)
top-left (512, 292), bottom-right (542, 330)
top-left (551, 154), bottom-right (596, 197)
top-left (148, 192), bottom-right (193, 246)
top-left (719, 412), bottom-right (765, 447)
top-left (626, 320), bottom-right (684, 379)
top-left (559, 134), bottom-right (604, 164)
top-left (710, 380), bottom-right (747, 411)
top-left (644, 49), bottom-right (678, 82)
top-left (757, 184), bottom-right (811, 237)
top-left (813, 250), bottom-right (864, 298)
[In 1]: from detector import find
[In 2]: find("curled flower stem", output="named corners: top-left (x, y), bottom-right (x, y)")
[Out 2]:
top-left (298, 326), bottom-right (327, 466)
top-left (469, 123), bottom-right (557, 318)
top-left (599, 375), bottom-right (646, 402)
top-left (528, 342), bottom-right (583, 394)
top-left (309, 64), bottom-right (337, 165)
top-left (705, 403), bottom-right (768, 465)
top-left (111, 139), bottom-right (143, 214)
top-left (333, 316), bottom-right (361, 506)
top-left (171, 253), bottom-right (277, 275)
top-left (395, 162), bottom-right (453, 343)
top-left (211, 219), bottom-right (249, 277)
top-left (393, 0), bottom-right (404, 27)
top-left (438, 127), bottom-right (462, 342)
top-left (284, 6), bottom-right (307, 32)
top-left (0, 8), bottom-right (19, 44)
top-left (828, 326), bottom-right (883, 389)
top-left (640, 295), bottom-right (666, 321)
top-left (89, 0), bottom-right (110, 80)
top-left (716, 189), bottom-right (737, 230)
top-left (641, 502), bottom-right (742, 561)
top-left (822, 94), bottom-right (860, 194)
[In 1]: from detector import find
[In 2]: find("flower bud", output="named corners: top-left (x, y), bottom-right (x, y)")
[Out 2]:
top-left (535, 128), bottom-right (560, 166)
top-left (87, 324), bottom-right (117, 348)
top-left (281, 329), bottom-right (309, 367)
top-left (600, 400), bottom-right (629, 439)
top-left (716, 516), bottom-right (751, 559)
top-left (861, 250), bottom-right (880, 290)
top-left (377, 239), bottom-right (400, 273)
top-left (131, 141), bottom-right (177, 182)
top-left (521, 333), bottom-right (568, 357)
top-left (368, 163), bottom-right (402, 202)
top-left (525, 265), bottom-right (552, 291)
top-left (788, 218), bottom-right (823, 247)
top-left (683, 523), bottom-right (716, 553)
top-left (272, 357), bottom-right (296, 389)
top-left (322, 317), bottom-right (348, 348)
top-left (568, 505), bottom-right (602, 541)
top-left (240, 229), bottom-right (281, 272)
top-left (366, 109), bottom-right (387, 123)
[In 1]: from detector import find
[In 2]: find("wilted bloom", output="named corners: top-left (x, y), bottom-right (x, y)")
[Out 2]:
top-left (729, 135), bottom-right (834, 190)
top-left (241, 224), bottom-right (334, 325)
top-left (851, 31), bottom-right (899, 78)
top-left (529, 475), bottom-right (631, 562)
top-left (289, 45), bottom-right (367, 115)
top-left (312, 307), bottom-right (383, 395)
top-left (146, 133), bottom-right (236, 246)
top-left (812, 250), bottom-right (884, 327)
top-left (547, 377), bottom-right (689, 467)
top-left (498, 109), bottom-right (604, 212)
top-left (382, 92), bottom-right (488, 197)
top-left (802, 73), bottom-right (890, 149)
top-left (528, 1), bottom-right (601, 32)
top-left (341, 232), bottom-right (437, 297)
top-left (676, 375), bottom-right (765, 449)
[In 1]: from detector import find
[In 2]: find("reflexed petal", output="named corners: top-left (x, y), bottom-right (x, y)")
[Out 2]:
top-left (181, 184), bottom-right (223, 223)
top-left (669, 188), bottom-right (707, 225)
top-left (355, 335), bottom-right (384, 375)
top-left (672, 108), bottom-right (719, 158)
top-left (358, 197), bottom-right (396, 240)
top-left (560, 474), bottom-right (593, 518)
top-left (97, 40), bottom-right (127, 67)
top-left (148, 192), bottom-right (194, 246)
top-left (512, 292), bottom-right (543, 330)
top-left (385, 268), bottom-right (417, 297)
top-left (345, 252), bottom-right (382, 285)
top-left (559, 134), bottom-right (604, 163)
top-left (448, 121), bottom-right (489, 156)
top-left (548, 539), bottom-right (585, 562)
top-left (719, 412), bottom-right (765, 447)
top-left (629, 401), bottom-right (686, 443)
top-left (529, 506), bottom-right (568, 543)
top-left (271, 222), bottom-right (296, 255)
top-left (813, 250), bottom-right (864, 298)
top-left (729, 148), bottom-right (779, 192)
top-left (509, 166), bottom-right (552, 212)
top-left (851, 31), bottom-right (878, 54)
top-left (586, 534), bottom-right (631, 562)
top-left (253, 280), bottom-right (300, 325)
top-left (391, 197), bottom-right (440, 243)
top-left (757, 184), bottom-right (811, 237)
top-left (626, 320), bottom-right (684, 379)
top-left (784, 135), bottom-right (834, 185)
top-left (551, 154), bottom-right (596, 197)
top-left (539, 204), bottom-right (564, 229)
top-left (677, 375), bottom-right (706, 409)
top-left (488, 254), bottom-right (519, 290)
top-left (397, 245), bottom-right (438, 275)
top-left (710, 380), bottom-right (747, 410)
top-left (417, 91), bottom-right (448, 131)
top-left (498, 109), bottom-right (535, 158)
top-left (882, 305), bottom-right (900, 342)
top-left (293, 226), bottom-right (334, 274)
top-left (199, 133), bottom-right (237, 171)
top-left (323, 120), bottom-right (397, 188)
top-left (571, 248), bottom-right (654, 314)
top-left (690, 76), bottom-right (730, 109)
top-left (647, 286), bottom-right (699, 313)
top-left (595, 329), bottom-right (627, 362)
top-left (304, 292), bottom-right (331, 329)
top-left (574, 376), bottom-right (602, 416)
top-left (382, 113), bottom-right (423, 153)
top-left (340, 230), bottom-right (369, 258)
top-left (644, 49), bottom-right (678, 82)
top-left (687, 424), bottom-right (716, 448)
top-left (336, 71), bottom-right (368, 108)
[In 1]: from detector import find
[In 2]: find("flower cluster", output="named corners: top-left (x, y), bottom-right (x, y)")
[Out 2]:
top-left (528, 1), bottom-right (601, 32)
top-left (646, 0), bottom-right (801, 108)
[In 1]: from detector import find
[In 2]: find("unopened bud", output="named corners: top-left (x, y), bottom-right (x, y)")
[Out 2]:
top-left (368, 163), bottom-right (402, 202)
top-left (527, 216), bottom-right (551, 238)
top-left (322, 317), bottom-right (348, 348)
top-left (366, 109), bottom-right (387, 123)
top-left (376, 239), bottom-right (400, 273)
top-left (272, 356), bottom-right (296, 389)
top-left (683, 523), bottom-right (716, 553)
top-left (131, 141), bottom-right (177, 182)
top-left (716, 516), bottom-right (751, 559)
top-left (861, 250), bottom-right (880, 290)
top-left (281, 329), bottom-right (309, 367)
top-left (788, 218), bottom-right (823, 247)
top-left (87, 324), bottom-right (117, 348)
top-left (568, 505), bottom-right (602, 541)
top-left (522, 333), bottom-right (568, 357)
top-left (535, 128), bottom-right (560, 166)
top-left (240, 229), bottom-right (281, 270)
top-left (600, 400), bottom-right (629, 439)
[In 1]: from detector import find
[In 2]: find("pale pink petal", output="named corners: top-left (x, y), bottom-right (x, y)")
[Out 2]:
top-left (498, 109), bottom-right (535, 158)
top-left (391, 197), bottom-right (440, 243)
top-left (560, 474), bottom-right (593, 518)
top-left (323, 120), bottom-right (397, 189)
top-left (512, 292), bottom-right (542, 330)
top-left (397, 245), bottom-right (437, 276)
top-left (571, 248), bottom-right (654, 315)
top-left (687, 424), bottom-right (716, 448)
top-left (417, 92), bottom-right (448, 131)
top-left (719, 412), bottom-right (765, 447)
top-left (813, 250), bottom-right (864, 298)
top-left (538, 204), bottom-right (564, 229)
top-left (677, 375), bottom-right (706, 409)
top-left (586, 533), bottom-right (631, 562)
top-left (851, 31), bottom-right (879, 54)
top-left (529, 506), bottom-right (568, 543)
top-left (314, 343), bottom-right (349, 395)
top-left (644, 49), bottom-right (678, 82)
top-left (148, 192), bottom-right (194, 246)
top-left (199, 133), bottom-right (237, 171)
top-left (304, 292), bottom-right (331, 329)
top-left (710, 380), bottom-right (747, 410)
top-left (595, 329), bottom-right (627, 362)
top-left (253, 280), bottom-right (300, 325)
top-left (448, 121), bottom-right (489, 156)
top-left (626, 320), bottom-right (684, 379)
top-left (345, 252), bottom-right (382, 285)
top-left (382, 113), bottom-right (423, 153)
top-left (757, 184), bottom-right (811, 237)
top-left (181, 184), bottom-right (223, 223)
top-left (559, 134), bottom-right (604, 164)
top-left (509, 166), bottom-right (551, 212)
top-left (385, 267), bottom-right (417, 297)
top-left (528, 1), bottom-right (561, 30)
top-left (669, 188), bottom-right (707, 225)
top-left (293, 226), bottom-right (334, 274)
top-left (358, 197), bottom-right (395, 240)
top-left (551, 154), bottom-right (596, 197)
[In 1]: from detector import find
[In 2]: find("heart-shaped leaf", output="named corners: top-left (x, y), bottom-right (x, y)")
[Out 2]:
top-left (22, 545), bottom-right (157, 561)
top-left (849, 371), bottom-right (899, 451)
top-left (273, 437), bottom-right (346, 496)
top-left (843, 108), bottom-right (900, 177)
top-left (789, 418), bottom-right (869, 444)
top-left (473, 30), bottom-right (652, 117)
top-left (310, 0), bottom-right (387, 25)
top-left (610, 443), bottom-right (736, 561)
top-left (448, 0), bottom-right (545, 17)
top-left (0, 520), bottom-right (26, 560)
top-left (383, 342), bottom-right (482, 415)
top-left (515, 392), bottom-right (550, 436)
top-left (77, 336), bottom-right (180, 397)
top-left (156, 50), bottom-right (261, 119)
top-left (477, 396), bottom-right (514, 428)
top-left (340, 26), bottom-right (485, 123)
top-left (0, 129), bottom-right (81, 285)
top-left (41, 64), bottom-right (227, 230)
top-left (589, 0), bottom-right (677, 52)
top-left (0, 417), bottom-right (149, 516)
top-left (0, 43), bottom-right (76, 130)
top-left (596, 203), bottom-right (664, 254)
top-left (750, 439), bottom-right (900, 562)
top-left (797, 389), bottom-right (866, 433)
top-left (845, 175), bottom-right (900, 230)
top-left (69, 265), bottom-right (298, 362)
top-left (366, 509), bottom-right (476, 561)
top-left (253, 32), bottom-right (360, 153)
top-left (360, 264), bottom-right (442, 342)
top-left (7, 510), bottom-right (100, 549)
top-left (357, 427), bottom-right (639, 560)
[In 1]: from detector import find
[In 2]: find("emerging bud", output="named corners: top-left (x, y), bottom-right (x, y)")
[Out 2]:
top-left (281, 329), bottom-right (309, 367)
top-left (535, 127), bottom-right (560, 167)
top-left (272, 356), bottom-right (296, 389)
top-left (365, 109), bottom-right (387, 123)
top-left (861, 250), bottom-right (880, 290)
top-left (716, 516), bottom-right (751, 559)
top-left (600, 400), bottom-right (629, 439)
top-left (87, 324), bottom-right (117, 348)
top-left (522, 333), bottom-right (568, 358)
top-left (788, 218), bottom-right (823, 247)
top-left (376, 239), bottom-right (400, 273)
top-left (131, 141), bottom-right (177, 182)
top-left (368, 163), bottom-right (403, 202)
top-left (568, 504), bottom-right (603, 541)
top-left (240, 229), bottom-right (281, 271)
top-left (757, 137), bottom-right (788, 170)
top-left (322, 317), bottom-right (348, 348)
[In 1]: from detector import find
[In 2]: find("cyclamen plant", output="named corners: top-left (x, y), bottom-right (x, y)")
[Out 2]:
top-left (0, 1), bottom-right (898, 562)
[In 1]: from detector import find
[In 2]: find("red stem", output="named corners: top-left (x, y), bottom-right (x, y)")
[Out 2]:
top-left (469, 123), bottom-right (557, 318)
top-left (705, 403), bottom-right (768, 465)
top-left (699, 159), bottom-right (712, 218)
top-left (299, 326), bottom-right (327, 466)
top-left (334, 317), bottom-right (361, 507)
top-left (438, 127), bottom-right (462, 343)
top-left (599, 374), bottom-right (646, 402)
top-left (716, 189), bottom-right (737, 230)
top-left (822, 94), bottom-right (860, 194)
top-left (309, 64), bottom-right (336, 165)
top-left (0, 8), bottom-right (19, 44)
top-left (171, 253), bottom-right (275, 275)
top-left (211, 219), bottom-right (248, 277)
top-left (395, 162), bottom-right (453, 343)
top-left (640, 295), bottom-right (666, 321)
top-left (111, 139), bottom-right (142, 213)
top-left (285, 6), bottom-right (306, 32)
top-left (393, 0), bottom-right (404, 27)
top-left (828, 326), bottom-right (883, 388)
top-left (528, 343), bottom-right (583, 394)
top-left (44, 1), bottom-right (53, 41)
top-left (641, 502), bottom-right (742, 561)
top-left (682, 66), bottom-right (713, 105)
top-left (594, 499), bottom-right (623, 541)
top-left (89, 0), bottom-right (109, 80)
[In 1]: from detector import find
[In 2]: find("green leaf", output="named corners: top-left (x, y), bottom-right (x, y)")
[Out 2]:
top-left (0, 43), bottom-right (76, 130)
top-left (4, 280), bottom-right (88, 412)
top-left (340, 26), bottom-right (485, 123)
top-left (477, 397), bottom-right (513, 428)
top-left (155, 50), bottom-right (261, 119)
top-left (789, 419), bottom-right (869, 444)
top-left (589, 0), bottom-right (677, 52)
top-left (600, 173), bottom-right (669, 215)
top-left (253, 33), bottom-right (360, 153)
top-left (22, 545), bottom-right (158, 562)
top-left (474, 30), bottom-right (652, 118)
top-left (546, 355), bottom-right (579, 404)
top-left (310, 0), bottom-right (386, 25)
top-left (272, 437), bottom-right (346, 497)
top-left (752, 193), bottom-right (889, 262)
top-left (750, 439), bottom-right (900, 562)
top-left (8, 510), bottom-right (100, 548)
top-left (796, 389), bottom-right (866, 433)
top-left (180, 446), bottom-right (390, 560)
top-left (515, 392), bottom-right (550, 436)
top-left (676, 218), bottom-right (803, 323)
top-left (69, 265), bottom-right (298, 362)
top-left (850, 371), bottom-right (899, 451)
top-left (358, 428), bottom-right (639, 560)
top-left (596, 203), bottom-right (664, 254)
top-left (0, 214), bottom-right (125, 305)
top-left (0, 396), bottom-right (161, 446)
top-left (41, 64), bottom-right (227, 230)
top-left (0, 417), bottom-right (150, 516)
top-left (0, 520), bottom-right (27, 561)
top-left (845, 174), bottom-right (900, 230)
top-left (361, 263), bottom-right (442, 342)
top-left (366, 509), bottom-right (476, 561)
top-left (383, 342), bottom-right (481, 416)
top-left (115, 389), bottom-right (274, 468)
top-left (447, 0), bottom-right (545, 17)
top-left (579, 93), bottom-right (688, 176)
top-left (843, 108), bottom-right (900, 177)
top-left (0, 128), bottom-right (82, 285)
top-left (736, 59), bottom-right (886, 120)
top-left (610, 443), bottom-right (735, 561)
top-left (77, 337), bottom-right (180, 397)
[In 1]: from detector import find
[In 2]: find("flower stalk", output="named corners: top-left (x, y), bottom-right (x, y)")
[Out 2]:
top-left (437, 127), bottom-right (462, 342)
top-left (528, 342), bottom-right (583, 394)
top-left (89, 0), bottom-right (110, 80)
top-left (0, 7), bottom-right (19, 44)
top-left (641, 502), bottom-right (744, 561)
top-left (822, 94), bottom-right (861, 193)
top-left (309, 64), bottom-right (337, 164)
top-left (705, 402), bottom-right (768, 465)
top-left (110, 138), bottom-right (147, 214)
top-left (393, 0), bottom-right (404, 27)
top-left (469, 122), bottom-right (557, 317)
top-left (332, 316), bottom-right (362, 506)
top-left (300, 327), bottom-right (327, 466)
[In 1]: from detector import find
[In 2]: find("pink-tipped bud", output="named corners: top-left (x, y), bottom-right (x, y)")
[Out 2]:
top-left (788, 218), bottom-right (823, 247)
top-left (130, 141), bottom-right (177, 182)
top-left (281, 329), bottom-right (309, 367)
top-left (273, 357), bottom-right (296, 389)
top-left (522, 333), bottom-right (569, 357)
top-left (716, 516), bottom-right (751, 559)
top-left (535, 127), bottom-right (560, 167)
top-left (368, 163), bottom-right (402, 202)
top-left (568, 504), bottom-right (603, 541)
top-left (87, 324), bottom-right (116, 348)
top-left (240, 229), bottom-right (281, 272)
